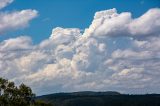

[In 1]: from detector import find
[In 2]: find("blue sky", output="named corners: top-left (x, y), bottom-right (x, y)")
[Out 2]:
top-left (0, 0), bottom-right (160, 95)
top-left (1, 0), bottom-right (160, 43)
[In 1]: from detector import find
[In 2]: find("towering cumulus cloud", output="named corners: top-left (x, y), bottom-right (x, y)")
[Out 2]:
top-left (0, 8), bottom-right (160, 95)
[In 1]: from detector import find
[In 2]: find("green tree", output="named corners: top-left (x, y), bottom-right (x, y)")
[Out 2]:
top-left (0, 77), bottom-right (52, 106)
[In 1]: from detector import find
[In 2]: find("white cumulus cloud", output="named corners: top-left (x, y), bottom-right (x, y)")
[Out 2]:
top-left (83, 8), bottom-right (160, 38)
top-left (0, 8), bottom-right (160, 95)
top-left (0, 9), bottom-right (38, 34)
top-left (0, 0), bottom-right (38, 34)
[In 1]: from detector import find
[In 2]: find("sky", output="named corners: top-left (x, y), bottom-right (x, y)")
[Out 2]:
top-left (0, 0), bottom-right (160, 95)
top-left (1, 0), bottom-right (160, 43)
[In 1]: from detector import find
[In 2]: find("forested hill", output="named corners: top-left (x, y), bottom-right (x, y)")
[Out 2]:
top-left (37, 91), bottom-right (160, 106)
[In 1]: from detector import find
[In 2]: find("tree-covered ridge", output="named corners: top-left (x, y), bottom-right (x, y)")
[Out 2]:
top-left (0, 77), bottom-right (51, 106)
top-left (37, 92), bottom-right (160, 106)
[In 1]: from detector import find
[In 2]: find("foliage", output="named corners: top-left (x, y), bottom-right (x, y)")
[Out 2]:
top-left (0, 77), bottom-right (52, 106)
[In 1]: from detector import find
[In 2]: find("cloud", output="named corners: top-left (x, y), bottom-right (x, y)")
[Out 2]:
top-left (83, 8), bottom-right (160, 38)
top-left (83, 8), bottom-right (131, 37)
top-left (50, 27), bottom-right (81, 44)
top-left (0, 0), bottom-right (13, 9)
top-left (129, 8), bottom-right (160, 36)
top-left (0, 0), bottom-right (38, 34)
top-left (0, 36), bottom-right (32, 51)
top-left (0, 8), bottom-right (160, 95)
top-left (105, 36), bottom-right (160, 92)
top-left (0, 9), bottom-right (38, 34)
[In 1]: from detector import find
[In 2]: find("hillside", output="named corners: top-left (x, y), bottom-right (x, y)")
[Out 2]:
top-left (36, 91), bottom-right (160, 106)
